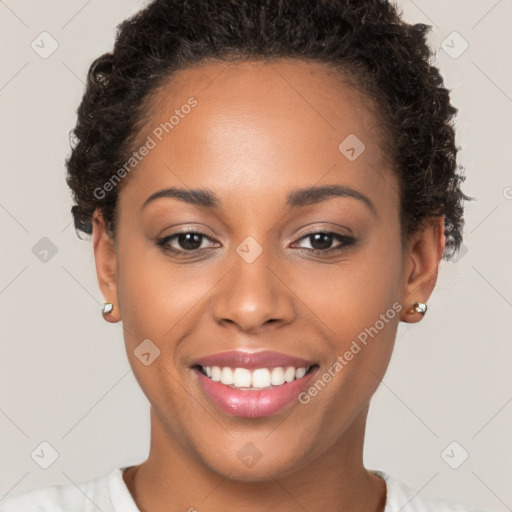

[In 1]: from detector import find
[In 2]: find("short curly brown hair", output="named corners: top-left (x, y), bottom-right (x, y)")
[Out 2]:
top-left (65, 0), bottom-right (470, 260)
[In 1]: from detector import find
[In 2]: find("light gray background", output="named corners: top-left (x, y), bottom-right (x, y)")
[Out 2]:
top-left (1, 0), bottom-right (511, 510)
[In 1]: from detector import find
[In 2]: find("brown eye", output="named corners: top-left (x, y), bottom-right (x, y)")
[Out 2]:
top-left (156, 231), bottom-right (219, 253)
top-left (308, 232), bottom-right (335, 250)
top-left (174, 232), bottom-right (204, 251)
top-left (292, 231), bottom-right (356, 254)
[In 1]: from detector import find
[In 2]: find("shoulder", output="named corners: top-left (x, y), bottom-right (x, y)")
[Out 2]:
top-left (371, 470), bottom-right (490, 512)
top-left (0, 467), bottom-right (138, 512)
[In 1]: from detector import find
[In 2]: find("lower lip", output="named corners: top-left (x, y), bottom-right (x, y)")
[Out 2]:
top-left (193, 367), bottom-right (316, 418)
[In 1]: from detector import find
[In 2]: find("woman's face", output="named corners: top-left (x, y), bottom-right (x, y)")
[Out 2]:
top-left (94, 59), bottom-right (442, 480)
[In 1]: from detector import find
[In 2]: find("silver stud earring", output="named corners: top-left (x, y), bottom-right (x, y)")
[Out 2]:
top-left (102, 302), bottom-right (114, 316)
top-left (410, 302), bottom-right (427, 315)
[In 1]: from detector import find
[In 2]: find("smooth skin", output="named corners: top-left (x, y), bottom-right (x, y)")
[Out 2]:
top-left (92, 59), bottom-right (445, 512)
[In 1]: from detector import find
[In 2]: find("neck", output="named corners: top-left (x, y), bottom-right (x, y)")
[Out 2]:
top-left (124, 405), bottom-right (386, 512)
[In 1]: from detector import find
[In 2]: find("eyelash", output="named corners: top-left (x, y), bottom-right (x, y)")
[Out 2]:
top-left (155, 229), bottom-right (357, 257)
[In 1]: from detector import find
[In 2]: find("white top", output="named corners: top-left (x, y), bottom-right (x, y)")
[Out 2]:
top-left (0, 466), bottom-right (489, 511)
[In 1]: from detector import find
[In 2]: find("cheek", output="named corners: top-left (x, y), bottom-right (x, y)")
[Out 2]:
top-left (292, 227), bottom-right (403, 412)
top-left (296, 255), bottom-right (402, 435)
top-left (116, 246), bottom-right (211, 343)
top-left (114, 242), bottom-right (206, 413)
top-left (297, 235), bottom-right (403, 341)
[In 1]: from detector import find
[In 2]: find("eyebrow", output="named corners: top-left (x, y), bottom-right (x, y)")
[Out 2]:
top-left (286, 184), bottom-right (377, 216)
top-left (141, 184), bottom-right (377, 216)
top-left (141, 187), bottom-right (219, 210)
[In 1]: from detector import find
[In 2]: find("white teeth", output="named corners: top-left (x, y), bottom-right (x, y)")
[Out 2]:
top-left (211, 366), bottom-right (221, 382)
top-left (295, 367), bottom-right (307, 379)
top-left (270, 367), bottom-right (285, 386)
top-left (284, 366), bottom-right (296, 383)
top-left (233, 368), bottom-right (252, 388)
top-left (201, 365), bottom-right (311, 389)
top-left (252, 368), bottom-right (271, 388)
top-left (220, 367), bottom-right (234, 385)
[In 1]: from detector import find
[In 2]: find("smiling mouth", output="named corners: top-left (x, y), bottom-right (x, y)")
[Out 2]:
top-left (192, 364), bottom-right (319, 390)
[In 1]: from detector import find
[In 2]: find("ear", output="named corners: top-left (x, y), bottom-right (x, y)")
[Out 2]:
top-left (92, 209), bottom-right (121, 323)
top-left (399, 216), bottom-right (446, 323)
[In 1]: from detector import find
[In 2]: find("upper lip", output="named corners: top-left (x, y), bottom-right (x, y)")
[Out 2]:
top-left (192, 350), bottom-right (316, 370)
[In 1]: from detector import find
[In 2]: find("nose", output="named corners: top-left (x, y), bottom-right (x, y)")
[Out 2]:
top-left (212, 247), bottom-right (296, 333)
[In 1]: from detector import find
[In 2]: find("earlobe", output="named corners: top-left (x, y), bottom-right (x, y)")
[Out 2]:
top-left (399, 216), bottom-right (446, 323)
top-left (92, 210), bottom-right (121, 323)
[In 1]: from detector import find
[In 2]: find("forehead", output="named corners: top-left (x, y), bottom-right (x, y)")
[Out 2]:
top-left (121, 59), bottom-right (398, 214)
